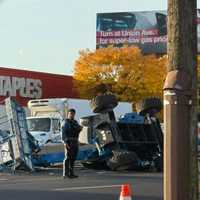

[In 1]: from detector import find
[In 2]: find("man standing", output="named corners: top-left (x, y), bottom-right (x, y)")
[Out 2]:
top-left (61, 108), bottom-right (82, 178)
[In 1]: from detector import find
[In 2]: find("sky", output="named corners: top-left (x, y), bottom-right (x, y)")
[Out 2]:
top-left (0, 0), bottom-right (198, 75)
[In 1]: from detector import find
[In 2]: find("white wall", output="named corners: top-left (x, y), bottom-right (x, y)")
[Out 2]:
top-left (67, 98), bottom-right (132, 121)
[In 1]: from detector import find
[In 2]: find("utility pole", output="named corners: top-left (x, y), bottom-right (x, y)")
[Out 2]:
top-left (163, 0), bottom-right (199, 200)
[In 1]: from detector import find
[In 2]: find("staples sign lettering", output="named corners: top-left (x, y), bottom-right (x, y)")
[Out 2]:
top-left (0, 76), bottom-right (42, 98)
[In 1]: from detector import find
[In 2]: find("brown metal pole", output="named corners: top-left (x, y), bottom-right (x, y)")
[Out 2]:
top-left (164, 0), bottom-right (198, 200)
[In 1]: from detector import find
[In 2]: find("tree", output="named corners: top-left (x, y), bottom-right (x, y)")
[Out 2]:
top-left (164, 0), bottom-right (198, 199)
top-left (73, 47), bottom-right (167, 106)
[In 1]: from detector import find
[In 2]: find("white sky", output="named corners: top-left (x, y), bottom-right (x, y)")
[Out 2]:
top-left (0, 0), bottom-right (198, 75)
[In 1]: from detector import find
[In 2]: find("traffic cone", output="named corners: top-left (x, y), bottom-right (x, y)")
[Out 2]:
top-left (119, 184), bottom-right (132, 200)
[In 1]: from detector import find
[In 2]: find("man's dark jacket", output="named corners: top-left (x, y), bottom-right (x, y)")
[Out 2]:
top-left (61, 119), bottom-right (82, 144)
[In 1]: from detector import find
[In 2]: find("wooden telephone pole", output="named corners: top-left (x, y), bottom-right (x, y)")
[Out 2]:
top-left (164, 0), bottom-right (199, 200)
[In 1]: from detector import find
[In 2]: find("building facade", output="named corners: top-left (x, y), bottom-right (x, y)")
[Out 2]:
top-left (0, 67), bottom-right (77, 107)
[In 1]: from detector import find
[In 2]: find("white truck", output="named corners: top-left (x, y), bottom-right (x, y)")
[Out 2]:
top-left (26, 98), bottom-right (68, 146)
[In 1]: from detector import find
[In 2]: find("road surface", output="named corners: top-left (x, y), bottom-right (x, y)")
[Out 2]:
top-left (0, 167), bottom-right (162, 200)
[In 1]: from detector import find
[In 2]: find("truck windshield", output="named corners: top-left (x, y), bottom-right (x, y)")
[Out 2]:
top-left (27, 118), bottom-right (51, 132)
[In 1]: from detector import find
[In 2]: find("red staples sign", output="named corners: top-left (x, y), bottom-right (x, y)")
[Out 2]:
top-left (0, 76), bottom-right (42, 99)
top-left (0, 67), bottom-right (77, 106)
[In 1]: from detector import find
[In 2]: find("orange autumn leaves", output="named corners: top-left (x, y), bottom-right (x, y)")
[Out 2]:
top-left (73, 47), bottom-right (167, 104)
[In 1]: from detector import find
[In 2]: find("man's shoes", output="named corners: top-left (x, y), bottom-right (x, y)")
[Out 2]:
top-left (63, 173), bottom-right (79, 179)
top-left (68, 174), bottom-right (79, 179)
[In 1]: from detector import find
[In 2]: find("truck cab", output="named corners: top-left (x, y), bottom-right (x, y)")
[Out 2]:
top-left (27, 116), bottom-right (61, 145)
top-left (26, 98), bottom-right (68, 146)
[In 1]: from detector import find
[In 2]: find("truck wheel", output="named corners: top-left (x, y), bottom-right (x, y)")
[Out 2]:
top-left (90, 94), bottom-right (118, 113)
top-left (81, 159), bottom-right (109, 170)
top-left (81, 149), bottom-right (110, 170)
top-left (107, 150), bottom-right (139, 171)
top-left (136, 97), bottom-right (163, 116)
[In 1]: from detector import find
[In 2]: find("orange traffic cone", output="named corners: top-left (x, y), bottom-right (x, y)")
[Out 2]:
top-left (119, 184), bottom-right (132, 200)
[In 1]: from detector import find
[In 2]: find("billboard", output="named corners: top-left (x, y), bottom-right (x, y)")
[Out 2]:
top-left (0, 67), bottom-right (78, 106)
top-left (96, 10), bottom-right (200, 54)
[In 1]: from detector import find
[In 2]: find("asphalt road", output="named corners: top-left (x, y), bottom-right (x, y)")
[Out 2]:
top-left (0, 168), bottom-right (163, 200)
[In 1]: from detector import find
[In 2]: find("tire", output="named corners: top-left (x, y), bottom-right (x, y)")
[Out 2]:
top-left (81, 148), bottom-right (111, 170)
top-left (81, 158), bottom-right (109, 170)
top-left (90, 94), bottom-right (118, 113)
top-left (107, 150), bottom-right (139, 171)
top-left (136, 97), bottom-right (163, 116)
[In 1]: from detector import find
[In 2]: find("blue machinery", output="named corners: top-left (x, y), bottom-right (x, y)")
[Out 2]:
top-left (0, 97), bottom-right (163, 172)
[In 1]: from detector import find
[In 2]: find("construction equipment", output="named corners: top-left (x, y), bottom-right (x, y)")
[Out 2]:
top-left (80, 94), bottom-right (163, 171)
top-left (0, 95), bottom-right (163, 172)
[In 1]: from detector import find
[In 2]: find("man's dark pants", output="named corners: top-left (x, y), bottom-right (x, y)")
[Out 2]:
top-left (63, 141), bottom-right (79, 177)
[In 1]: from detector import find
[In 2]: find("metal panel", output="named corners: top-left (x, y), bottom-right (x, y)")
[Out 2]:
top-left (5, 97), bottom-right (34, 171)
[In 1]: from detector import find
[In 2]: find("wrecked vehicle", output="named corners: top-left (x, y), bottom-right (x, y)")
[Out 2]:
top-left (79, 95), bottom-right (163, 171)
top-left (0, 98), bottom-right (96, 170)
top-left (26, 98), bottom-right (131, 147)
top-left (0, 97), bottom-right (40, 172)
top-left (0, 95), bottom-right (163, 172)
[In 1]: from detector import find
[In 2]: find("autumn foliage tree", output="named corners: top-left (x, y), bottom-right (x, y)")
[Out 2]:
top-left (73, 47), bottom-right (167, 106)
top-left (73, 46), bottom-right (200, 112)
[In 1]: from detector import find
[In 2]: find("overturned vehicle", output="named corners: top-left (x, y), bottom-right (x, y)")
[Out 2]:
top-left (0, 95), bottom-right (163, 172)
top-left (79, 94), bottom-right (163, 171)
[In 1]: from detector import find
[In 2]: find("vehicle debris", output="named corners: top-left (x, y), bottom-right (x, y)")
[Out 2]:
top-left (0, 95), bottom-right (164, 172)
